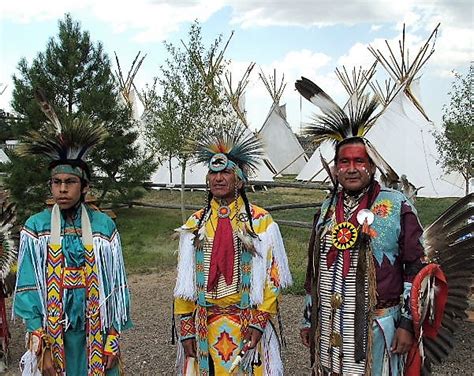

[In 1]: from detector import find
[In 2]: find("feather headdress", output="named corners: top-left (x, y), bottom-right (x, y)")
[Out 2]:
top-left (191, 124), bottom-right (264, 181)
top-left (296, 77), bottom-right (380, 143)
top-left (17, 89), bottom-right (107, 180)
top-left (295, 77), bottom-right (399, 185)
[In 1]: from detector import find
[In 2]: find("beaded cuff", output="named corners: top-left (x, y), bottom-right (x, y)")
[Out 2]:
top-left (103, 334), bottom-right (120, 356)
top-left (180, 314), bottom-right (196, 341)
top-left (249, 310), bottom-right (270, 333)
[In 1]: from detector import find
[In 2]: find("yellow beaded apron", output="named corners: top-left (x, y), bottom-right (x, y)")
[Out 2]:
top-left (47, 204), bottom-right (104, 375)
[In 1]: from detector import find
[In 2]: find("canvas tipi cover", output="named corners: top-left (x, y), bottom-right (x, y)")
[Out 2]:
top-left (259, 103), bottom-right (308, 175)
top-left (365, 90), bottom-right (465, 197)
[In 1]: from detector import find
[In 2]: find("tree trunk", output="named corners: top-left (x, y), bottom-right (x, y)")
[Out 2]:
top-left (168, 154), bottom-right (173, 184)
top-left (180, 159), bottom-right (186, 223)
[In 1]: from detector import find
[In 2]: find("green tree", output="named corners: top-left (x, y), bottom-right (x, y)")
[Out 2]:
top-left (434, 65), bottom-right (473, 195)
top-left (142, 21), bottom-right (230, 221)
top-left (5, 13), bottom-right (156, 220)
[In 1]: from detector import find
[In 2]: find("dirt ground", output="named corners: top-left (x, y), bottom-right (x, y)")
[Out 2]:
top-left (3, 271), bottom-right (473, 375)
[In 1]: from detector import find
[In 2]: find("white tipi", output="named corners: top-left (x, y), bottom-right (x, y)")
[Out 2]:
top-left (258, 69), bottom-right (308, 175)
top-left (366, 24), bottom-right (464, 197)
top-left (365, 82), bottom-right (465, 197)
top-left (296, 24), bottom-right (465, 197)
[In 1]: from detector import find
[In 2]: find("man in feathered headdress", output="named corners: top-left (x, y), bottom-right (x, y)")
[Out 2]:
top-left (173, 125), bottom-right (292, 375)
top-left (13, 90), bottom-right (131, 375)
top-left (296, 78), bottom-right (426, 375)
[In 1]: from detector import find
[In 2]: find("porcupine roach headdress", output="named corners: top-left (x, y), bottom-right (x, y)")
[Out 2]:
top-left (295, 77), bottom-right (399, 185)
top-left (192, 123), bottom-right (265, 182)
top-left (17, 89), bottom-right (107, 181)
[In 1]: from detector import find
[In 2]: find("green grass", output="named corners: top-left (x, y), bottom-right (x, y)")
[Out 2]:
top-left (115, 188), bottom-right (460, 294)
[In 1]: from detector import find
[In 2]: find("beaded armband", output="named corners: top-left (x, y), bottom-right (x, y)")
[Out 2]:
top-left (249, 310), bottom-right (270, 333)
top-left (103, 334), bottom-right (120, 356)
top-left (180, 314), bottom-right (196, 341)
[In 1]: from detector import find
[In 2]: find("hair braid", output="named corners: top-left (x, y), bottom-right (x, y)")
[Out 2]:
top-left (239, 188), bottom-right (257, 237)
top-left (197, 191), bottom-right (213, 229)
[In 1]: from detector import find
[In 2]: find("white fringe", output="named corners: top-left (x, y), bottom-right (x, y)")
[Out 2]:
top-left (93, 231), bottom-right (129, 331)
top-left (12, 232), bottom-right (49, 323)
top-left (13, 228), bottom-right (129, 332)
top-left (19, 350), bottom-right (41, 376)
top-left (250, 222), bottom-right (292, 305)
top-left (174, 231), bottom-right (197, 300)
top-left (262, 323), bottom-right (284, 376)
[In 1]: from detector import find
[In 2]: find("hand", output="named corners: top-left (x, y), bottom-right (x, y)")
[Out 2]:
top-left (41, 349), bottom-right (58, 376)
top-left (300, 328), bottom-right (311, 348)
top-left (243, 327), bottom-right (263, 350)
top-left (104, 353), bottom-right (119, 370)
top-left (391, 327), bottom-right (414, 354)
top-left (182, 338), bottom-right (197, 358)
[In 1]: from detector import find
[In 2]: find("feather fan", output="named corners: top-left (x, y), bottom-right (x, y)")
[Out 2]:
top-left (420, 193), bottom-right (474, 374)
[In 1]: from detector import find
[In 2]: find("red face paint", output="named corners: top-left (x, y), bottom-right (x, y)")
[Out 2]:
top-left (335, 143), bottom-right (375, 192)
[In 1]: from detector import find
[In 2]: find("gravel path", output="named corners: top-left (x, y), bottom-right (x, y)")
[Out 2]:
top-left (4, 271), bottom-right (473, 375)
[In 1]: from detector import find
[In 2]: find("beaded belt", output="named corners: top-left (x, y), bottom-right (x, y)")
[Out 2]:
top-left (62, 266), bottom-right (86, 289)
top-left (207, 305), bottom-right (241, 320)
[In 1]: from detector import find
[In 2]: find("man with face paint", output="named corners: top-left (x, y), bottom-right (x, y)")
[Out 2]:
top-left (13, 92), bottom-right (131, 376)
top-left (295, 75), bottom-right (426, 376)
top-left (173, 127), bottom-right (292, 375)
top-left (300, 136), bottom-right (426, 376)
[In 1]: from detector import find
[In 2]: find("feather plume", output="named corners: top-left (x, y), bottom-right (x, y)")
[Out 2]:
top-left (295, 77), bottom-right (343, 115)
top-left (236, 227), bottom-right (257, 256)
top-left (34, 88), bottom-right (62, 133)
top-left (320, 152), bottom-right (335, 187)
top-left (0, 192), bottom-right (18, 296)
top-left (18, 89), bottom-right (107, 166)
top-left (17, 115), bottom-right (107, 162)
top-left (364, 139), bottom-right (399, 186)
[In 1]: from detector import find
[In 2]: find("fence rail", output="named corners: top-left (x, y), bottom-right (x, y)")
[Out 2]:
top-left (118, 201), bottom-right (319, 229)
top-left (143, 180), bottom-right (330, 190)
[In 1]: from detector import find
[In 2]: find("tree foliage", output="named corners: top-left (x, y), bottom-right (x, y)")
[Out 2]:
top-left (434, 65), bottom-right (473, 194)
top-left (4, 14), bottom-right (156, 221)
top-left (142, 21), bottom-right (232, 220)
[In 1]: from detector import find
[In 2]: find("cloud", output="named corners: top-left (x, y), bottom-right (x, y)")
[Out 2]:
top-left (432, 26), bottom-right (474, 69)
top-left (0, 0), bottom-right (225, 43)
top-left (228, 0), bottom-right (413, 28)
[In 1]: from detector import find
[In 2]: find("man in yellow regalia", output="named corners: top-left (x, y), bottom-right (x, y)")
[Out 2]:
top-left (173, 125), bottom-right (292, 375)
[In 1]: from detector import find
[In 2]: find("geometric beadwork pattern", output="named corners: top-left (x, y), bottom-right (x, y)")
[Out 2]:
top-left (250, 310), bottom-right (270, 332)
top-left (213, 330), bottom-right (238, 362)
top-left (62, 267), bottom-right (86, 289)
top-left (180, 315), bottom-right (196, 340)
top-left (103, 334), bottom-right (120, 356)
top-left (84, 243), bottom-right (105, 375)
top-left (46, 243), bottom-right (66, 372)
top-left (331, 221), bottom-right (358, 250)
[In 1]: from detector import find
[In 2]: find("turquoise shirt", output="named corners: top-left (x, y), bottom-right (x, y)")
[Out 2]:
top-left (14, 206), bottom-right (132, 332)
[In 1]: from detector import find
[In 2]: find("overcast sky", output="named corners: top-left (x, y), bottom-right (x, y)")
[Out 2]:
top-left (0, 0), bottom-right (472, 131)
